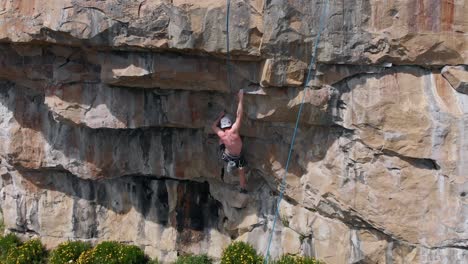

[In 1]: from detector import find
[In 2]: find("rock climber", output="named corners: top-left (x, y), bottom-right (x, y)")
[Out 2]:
top-left (211, 89), bottom-right (247, 193)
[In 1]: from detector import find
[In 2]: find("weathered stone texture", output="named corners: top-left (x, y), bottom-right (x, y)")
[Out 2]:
top-left (1, 0), bottom-right (468, 64)
top-left (0, 0), bottom-right (467, 263)
top-left (442, 65), bottom-right (468, 94)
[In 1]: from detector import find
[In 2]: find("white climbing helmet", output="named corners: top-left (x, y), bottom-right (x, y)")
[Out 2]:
top-left (220, 116), bottom-right (232, 129)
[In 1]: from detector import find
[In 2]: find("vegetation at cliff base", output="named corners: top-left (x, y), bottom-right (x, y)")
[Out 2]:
top-left (49, 240), bottom-right (91, 264)
top-left (5, 239), bottom-right (46, 264)
top-left (271, 255), bottom-right (324, 264)
top-left (0, 233), bottom-right (324, 264)
top-left (174, 254), bottom-right (212, 264)
top-left (76, 241), bottom-right (147, 264)
top-left (221, 241), bottom-right (263, 264)
top-left (0, 233), bottom-right (21, 262)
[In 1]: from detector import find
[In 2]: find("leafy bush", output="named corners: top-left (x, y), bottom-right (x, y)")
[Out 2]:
top-left (147, 259), bottom-right (160, 264)
top-left (272, 255), bottom-right (324, 264)
top-left (0, 216), bottom-right (5, 235)
top-left (48, 240), bottom-right (91, 264)
top-left (5, 239), bottom-right (46, 264)
top-left (0, 233), bottom-right (21, 262)
top-left (221, 241), bottom-right (262, 264)
top-left (76, 241), bottom-right (146, 264)
top-left (174, 254), bottom-right (212, 264)
top-left (76, 249), bottom-right (93, 264)
top-left (119, 244), bottom-right (147, 264)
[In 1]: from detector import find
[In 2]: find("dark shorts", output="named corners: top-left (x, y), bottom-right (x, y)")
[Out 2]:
top-left (219, 144), bottom-right (246, 168)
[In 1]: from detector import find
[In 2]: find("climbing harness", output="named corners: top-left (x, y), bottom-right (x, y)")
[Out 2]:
top-left (262, 1), bottom-right (330, 263)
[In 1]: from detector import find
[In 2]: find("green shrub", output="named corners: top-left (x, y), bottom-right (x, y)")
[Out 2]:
top-left (0, 217), bottom-right (5, 235)
top-left (76, 241), bottom-right (146, 264)
top-left (48, 240), bottom-right (91, 264)
top-left (147, 259), bottom-right (160, 264)
top-left (5, 239), bottom-right (46, 264)
top-left (0, 233), bottom-right (21, 262)
top-left (174, 254), bottom-right (212, 264)
top-left (221, 241), bottom-right (262, 264)
top-left (118, 244), bottom-right (147, 264)
top-left (76, 249), bottom-right (93, 264)
top-left (272, 255), bottom-right (324, 264)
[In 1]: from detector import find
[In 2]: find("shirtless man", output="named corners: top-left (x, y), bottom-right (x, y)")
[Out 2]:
top-left (212, 90), bottom-right (247, 193)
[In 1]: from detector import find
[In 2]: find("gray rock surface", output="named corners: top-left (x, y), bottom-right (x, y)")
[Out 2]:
top-left (0, 0), bottom-right (467, 263)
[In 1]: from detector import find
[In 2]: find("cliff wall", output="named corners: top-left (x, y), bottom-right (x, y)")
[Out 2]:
top-left (0, 0), bottom-right (467, 263)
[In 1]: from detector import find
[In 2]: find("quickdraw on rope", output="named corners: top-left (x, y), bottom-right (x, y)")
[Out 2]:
top-left (263, 1), bottom-right (329, 263)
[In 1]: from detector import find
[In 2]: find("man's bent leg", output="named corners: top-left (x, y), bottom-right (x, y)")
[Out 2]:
top-left (239, 167), bottom-right (247, 189)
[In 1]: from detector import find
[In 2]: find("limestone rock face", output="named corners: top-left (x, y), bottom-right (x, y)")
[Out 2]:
top-left (442, 66), bottom-right (468, 94)
top-left (0, 0), bottom-right (467, 263)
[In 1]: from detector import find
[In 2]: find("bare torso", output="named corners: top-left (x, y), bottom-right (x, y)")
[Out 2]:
top-left (219, 128), bottom-right (243, 156)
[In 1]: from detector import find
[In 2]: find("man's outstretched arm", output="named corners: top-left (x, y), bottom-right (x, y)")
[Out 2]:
top-left (212, 111), bottom-right (225, 136)
top-left (231, 89), bottom-right (244, 132)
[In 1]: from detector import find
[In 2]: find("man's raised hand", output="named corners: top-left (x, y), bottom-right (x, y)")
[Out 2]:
top-left (238, 89), bottom-right (244, 101)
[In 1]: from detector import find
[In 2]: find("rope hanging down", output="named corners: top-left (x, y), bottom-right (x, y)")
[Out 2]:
top-left (263, 1), bottom-right (329, 263)
top-left (226, 0), bottom-right (235, 113)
